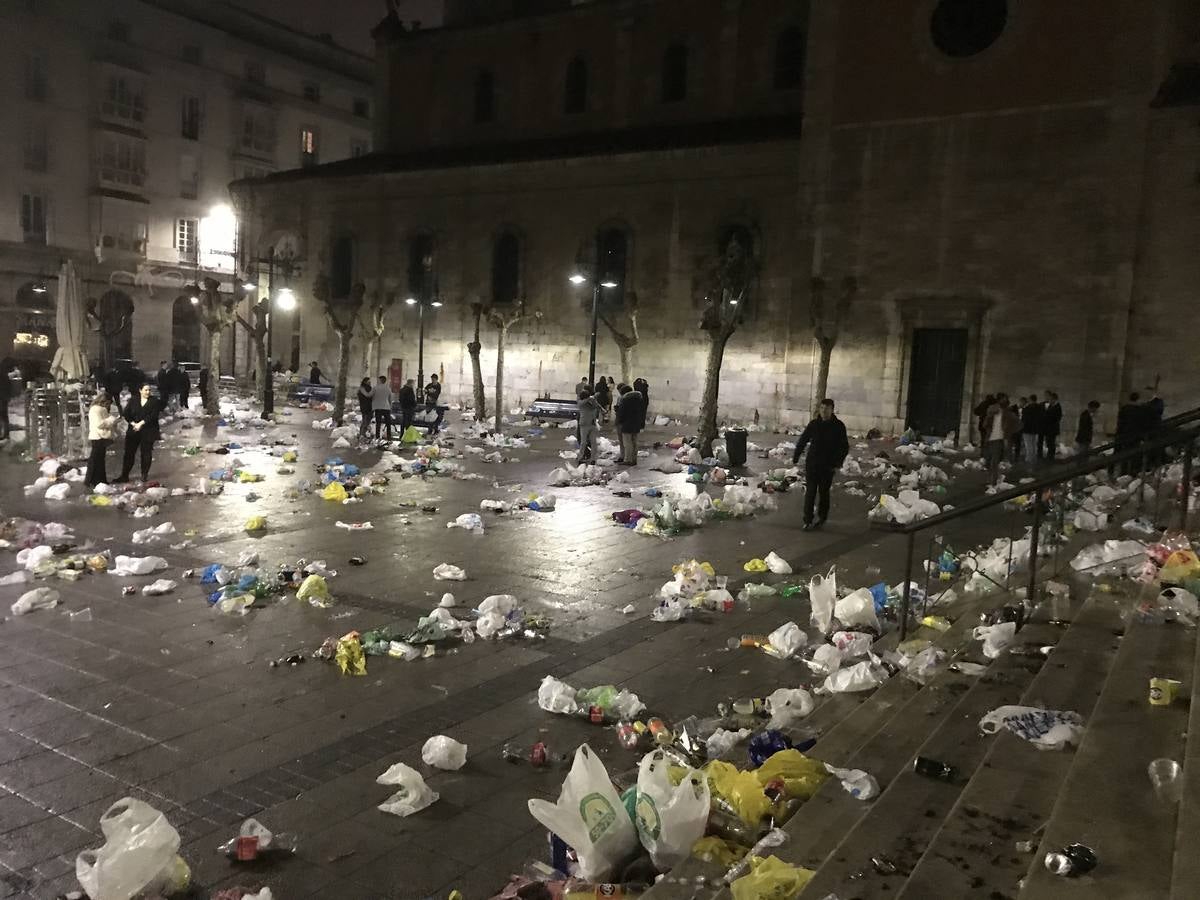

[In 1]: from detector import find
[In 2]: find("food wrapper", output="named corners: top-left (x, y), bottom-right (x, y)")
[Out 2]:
top-left (335, 634), bottom-right (367, 676)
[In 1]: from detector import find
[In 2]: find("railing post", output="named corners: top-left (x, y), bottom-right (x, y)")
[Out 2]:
top-left (1182, 439), bottom-right (1194, 533)
top-left (1026, 491), bottom-right (1044, 612)
top-left (900, 531), bottom-right (916, 641)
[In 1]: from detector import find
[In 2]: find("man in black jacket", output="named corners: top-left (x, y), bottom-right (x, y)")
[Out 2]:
top-left (1074, 400), bottom-right (1100, 456)
top-left (792, 398), bottom-right (850, 530)
top-left (116, 382), bottom-right (162, 483)
top-left (615, 383), bottom-right (646, 465)
top-left (397, 378), bottom-right (417, 436)
top-left (1039, 390), bottom-right (1063, 461)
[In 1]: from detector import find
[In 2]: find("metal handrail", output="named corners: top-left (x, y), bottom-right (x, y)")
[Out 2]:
top-left (893, 416), bottom-right (1200, 638)
top-left (1071, 402), bottom-right (1200, 464)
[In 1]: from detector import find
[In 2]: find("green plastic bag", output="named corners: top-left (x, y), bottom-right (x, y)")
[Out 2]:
top-left (401, 426), bottom-right (421, 444)
top-left (730, 855), bottom-right (814, 900)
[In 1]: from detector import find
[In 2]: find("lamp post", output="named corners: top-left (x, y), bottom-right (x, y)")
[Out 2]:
top-left (260, 247), bottom-right (297, 416)
top-left (405, 294), bottom-right (444, 393)
top-left (569, 241), bottom-right (619, 387)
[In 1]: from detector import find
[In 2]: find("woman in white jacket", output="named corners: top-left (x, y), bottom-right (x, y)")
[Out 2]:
top-left (85, 391), bottom-right (120, 486)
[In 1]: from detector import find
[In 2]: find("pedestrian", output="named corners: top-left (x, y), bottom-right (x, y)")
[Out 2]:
top-left (309, 360), bottom-right (324, 385)
top-left (372, 375), bottom-right (394, 442)
top-left (1039, 390), bottom-right (1062, 460)
top-left (198, 366), bottom-right (210, 408)
top-left (424, 373), bottom-right (442, 407)
top-left (175, 363), bottom-right (191, 410)
top-left (0, 357), bottom-right (12, 441)
top-left (615, 382), bottom-right (646, 465)
top-left (981, 393), bottom-right (1020, 485)
top-left (594, 375), bottom-right (612, 423)
top-left (1075, 400), bottom-right (1100, 456)
top-left (973, 393), bottom-right (995, 445)
top-left (1144, 386), bottom-right (1165, 465)
top-left (357, 377), bottom-right (374, 440)
top-left (397, 378), bottom-right (417, 436)
top-left (1115, 391), bottom-right (1142, 476)
top-left (575, 375), bottom-right (590, 399)
top-left (1020, 395), bottom-right (1041, 466)
top-left (85, 391), bottom-right (120, 487)
top-left (116, 382), bottom-right (162, 483)
top-left (791, 397), bottom-right (850, 530)
top-left (576, 388), bottom-right (600, 464)
top-left (633, 377), bottom-right (650, 418)
top-left (155, 361), bottom-right (172, 407)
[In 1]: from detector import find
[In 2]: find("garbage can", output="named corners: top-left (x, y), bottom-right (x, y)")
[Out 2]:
top-left (725, 427), bottom-right (748, 468)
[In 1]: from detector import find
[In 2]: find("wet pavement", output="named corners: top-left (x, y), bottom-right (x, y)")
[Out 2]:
top-left (0, 398), bottom-right (1003, 899)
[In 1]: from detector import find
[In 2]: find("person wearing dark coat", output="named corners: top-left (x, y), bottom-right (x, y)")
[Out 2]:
top-left (172, 363), bottom-right (191, 409)
top-left (397, 378), bottom-right (417, 435)
top-left (614, 383), bottom-right (646, 465)
top-left (974, 394), bottom-right (995, 445)
top-left (594, 375), bottom-right (612, 423)
top-left (155, 362), bottom-right (172, 406)
top-left (1020, 397), bottom-right (1042, 466)
top-left (1144, 387), bottom-right (1166, 466)
top-left (1115, 392), bottom-right (1143, 476)
top-left (357, 378), bottom-right (374, 439)
top-left (633, 377), bottom-right (650, 418)
top-left (1039, 390), bottom-right (1062, 460)
top-left (116, 383), bottom-right (162, 482)
top-left (424, 374), bottom-right (442, 407)
top-left (792, 398), bottom-right (850, 530)
top-left (0, 357), bottom-right (13, 440)
top-left (309, 361), bottom-right (324, 385)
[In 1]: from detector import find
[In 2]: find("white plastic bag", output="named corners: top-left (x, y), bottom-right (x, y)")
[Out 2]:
top-left (11, 587), bottom-right (60, 616)
top-left (527, 744), bottom-right (638, 881)
top-left (806, 643), bottom-right (843, 676)
top-left (44, 482), bottom-right (71, 500)
top-left (822, 660), bottom-right (887, 693)
top-left (421, 735), bottom-right (468, 771)
top-left (110, 556), bottom-right (167, 577)
top-left (17, 545), bottom-right (54, 570)
top-left (447, 513), bottom-right (485, 533)
top-left (765, 687), bottom-right (815, 728)
top-left (824, 763), bottom-right (880, 800)
top-left (1159, 588), bottom-right (1199, 625)
top-left (433, 563), bottom-right (467, 581)
top-left (706, 727), bottom-right (752, 758)
top-left (835, 587), bottom-right (880, 631)
top-left (764, 551), bottom-right (792, 575)
top-left (973, 621), bottom-right (1017, 659)
top-left (141, 579), bottom-right (177, 596)
top-left (376, 763), bottom-right (439, 816)
top-left (537, 676), bottom-right (578, 714)
top-left (979, 705), bottom-right (1084, 750)
top-left (635, 750), bottom-right (710, 870)
top-left (75, 798), bottom-right (181, 900)
top-left (831, 631), bottom-right (874, 658)
top-left (809, 568), bottom-right (836, 632)
top-left (766, 621), bottom-right (806, 658)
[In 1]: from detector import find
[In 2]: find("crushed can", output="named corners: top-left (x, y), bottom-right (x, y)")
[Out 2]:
top-left (1044, 843), bottom-right (1097, 877)
top-left (913, 756), bottom-right (956, 781)
top-left (530, 742), bottom-right (548, 767)
top-left (1149, 677), bottom-right (1182, 706)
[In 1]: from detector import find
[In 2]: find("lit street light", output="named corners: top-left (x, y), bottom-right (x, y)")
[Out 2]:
top-left (568, 247), bottom-right (619, 387)
top-left (260, 247), bottom-right (296, 416)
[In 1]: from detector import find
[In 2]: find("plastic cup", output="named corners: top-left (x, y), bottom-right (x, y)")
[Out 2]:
top-left (1148, 758), bottom-right (1183, 803)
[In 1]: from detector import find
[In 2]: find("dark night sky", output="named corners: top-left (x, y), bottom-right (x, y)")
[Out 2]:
top-left (236, 0), bottom-right (444, 55)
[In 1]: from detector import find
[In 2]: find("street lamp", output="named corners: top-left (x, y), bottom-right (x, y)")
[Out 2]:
top-left (568, 261), bottom-right (619, 388)
top-left (261, 247), bottom-right (296, 416)
top-left (406, 295), bottom-right (443, 394)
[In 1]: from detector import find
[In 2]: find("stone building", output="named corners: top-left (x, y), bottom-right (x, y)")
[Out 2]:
top-left (1, 0), bottom-right (372, 380)
top-left (235, 0), bottom-right (1200, 436)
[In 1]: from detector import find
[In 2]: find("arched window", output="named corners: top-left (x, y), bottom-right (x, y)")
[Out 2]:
top-left (661, 43), bottom-right (688, 103)
top-left (330, 235), bottom-right (355, 299)
top-left (492, 232), bottom-right (521, 305)
top-left (563, 56), bottom-right (588, 115)
top-left (473, 69), bottom-right (495, 123)
top-left (408, 233), bottom-right (436, 301)
top-left (597, 228), bottom-right (628, 308)
top-left (773, 26), bottom-right (806, 90)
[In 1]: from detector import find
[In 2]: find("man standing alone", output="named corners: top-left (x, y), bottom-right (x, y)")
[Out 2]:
top-left (792, 398), bottom-right (849, 531)
top-left (1075, 401), bottom-right (1100, 456)
top-left (1040, 391), bottom-right (1062, 460)
top-left (397, 378), bottom-right (417, 436)
top-left (372, 375), bottom-right (393, 442)
top-left (576, 389), bottom-right (600, 464)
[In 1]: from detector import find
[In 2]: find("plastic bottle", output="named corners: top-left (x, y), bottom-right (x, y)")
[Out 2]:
top-left (615, 721), bottom-right (639, 750)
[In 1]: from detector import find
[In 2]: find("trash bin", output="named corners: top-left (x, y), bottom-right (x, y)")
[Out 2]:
top-left (725, 427), bottom-right (748, 468)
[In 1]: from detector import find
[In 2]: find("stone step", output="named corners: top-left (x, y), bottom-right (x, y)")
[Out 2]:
top-left (1169, 607), bottom-right (1200, 900)
top-left (1016, 599), bottom-right (1193, 899)
top-left (894, 584), bottom-right (1127, 899)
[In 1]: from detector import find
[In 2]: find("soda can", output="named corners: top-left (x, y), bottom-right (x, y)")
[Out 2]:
top-left (234, 835), bottom-right (259, 861)
top-left (913, 756), bottom-right (955, 781)
top-left (530, 742), bottom-right (548, 767)
top-left (1149, 677), bottom-right (1182, 706)
top-left (588, 705), bottom-right (605, 724)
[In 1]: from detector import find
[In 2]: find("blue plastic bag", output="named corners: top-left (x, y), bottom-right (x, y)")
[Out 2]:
top-left (200, 563), bottom-right (223, 584)
top-left (869, 582), bottom-right (889, 613)
top-left (748, 730), bottom-right (792, 768)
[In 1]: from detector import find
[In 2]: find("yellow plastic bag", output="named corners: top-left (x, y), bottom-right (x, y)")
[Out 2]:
top-left (282, 450), bottom-right (298, 463)
top-left (744, 558), bottom-right (768, 574)
top-left (88, 495), bottom-right (113, 507)
top-left (673, 560), bottom-right (716, 578)
top-left (335, 635), bottom-right (366, 676)
top-left (705, 761), bottom-right (771, 825)
top-left (754, 750), bottom-right (829, 801)
top-left (692, 835), bottom-right (748, 866)
top-left (322, 481), bottom-right (348, 502)
top-left (237, 470), bottom-right (262, 483)
top-left (244, 516), bottom-right (267, 532)
top-left (1161, 550), bottom-right (1200, 583)
top-left (401, 426), bottom-right (422, 444)
top-left (297, 574), bottom-right (332, 606)
top-left (729, 855), bottom-right (814, 900)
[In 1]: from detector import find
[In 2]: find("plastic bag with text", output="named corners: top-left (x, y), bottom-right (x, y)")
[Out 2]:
top-left (635, 750), bottom-right (710, 870)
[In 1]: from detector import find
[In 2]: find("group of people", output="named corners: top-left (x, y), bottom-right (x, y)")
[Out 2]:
top-left (356, 374), bottom-right (443, 442)
top-left (153, 361), bottom-right (195, 410)
top-left (575, 375), bottom-right (650, 465)
top-left (84, 382), bottom-right (162, 487)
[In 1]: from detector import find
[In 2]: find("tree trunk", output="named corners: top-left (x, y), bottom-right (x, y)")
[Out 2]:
top-left (255, 341), bottom-right (269, 407)
top-left (204, 330), bottom-right (222, 415)
top-left (493, 328), bottom-right (506, 432)
top-left (813, 337), bottom-right (834, 414)
top-left (332, 329), bottom-right (352, 425)
top-left (697, 330), bottom-right (732, 458)
top-left (368, 335), bottom-right (382, 380)
top-left (468, 341), bottom-right (485, 419)
top-left (619, 344), bottom-right (633, 385)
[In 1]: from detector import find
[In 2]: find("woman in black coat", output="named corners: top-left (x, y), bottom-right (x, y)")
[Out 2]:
top-left (116, 382), bottom-right (162, 483)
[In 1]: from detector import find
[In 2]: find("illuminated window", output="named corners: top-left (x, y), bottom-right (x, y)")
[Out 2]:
top-left (175, 217), bottom-right (198, 258)
top-left (300, 128), bottom-right (318, 166)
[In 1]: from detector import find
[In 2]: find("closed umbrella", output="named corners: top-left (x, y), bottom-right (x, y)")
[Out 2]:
top-left (50, 260), bottom-right (88, 382)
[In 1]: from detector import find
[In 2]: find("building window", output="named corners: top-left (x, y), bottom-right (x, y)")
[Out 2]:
top-left (107, 20), bottom-right (130, 41)
top-left (352, 97), bottom-right (370, 118)
top-left (299, 128), bottom-right (318, 166)
top-left (241, 108), bottom-right (276, 156)
top-left (330, 235), bottom-right (355, 298)
top-left (179, 153), bottom-right (199, 198)
top-left (175, 217), bottom-right (198, 258)
top-left (98, 135), bottom-right (147, 187)
top-left (930, 0), bottom-right (1008, 58)
top-left (24, 49), bottom-right (48, 101)
top-left (181, 95), bottom-right (202, 140)
top-left (182, 44), bottom-right (202, 65)
top-left (473, 70), bottom-right (495, 124)
top-left (564, 56), bottom-right (588, 115)
top-left (350, 138), bottom-right (368, 158)
top-left (773, 27), bottom-right (806, 90)
top-left (597, 227), bottom-right (628, 308)
top-left (407, 234), bottom-right (436, 301)
top-left (23, 122), bottom-right (48, 172)
top-left (492, 233), bottom-right (520, 305)
top-left (20, 193), bottom-right (47, 244)
top-left (101, 223), bottom-right (147, 254)
top-left (662, 43), bottom-right (688, 103)
top-left (245, 60), bottom-right (266, 84)
top-left (102, 75), bottom-right (146, 124)
top-left (302, 81), bottom-right (320, 103)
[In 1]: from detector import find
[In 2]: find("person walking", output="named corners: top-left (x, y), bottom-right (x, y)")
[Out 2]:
top-left (576, 389), bottom-right (600, 464)
top-left (594, 375), bottom-right (612, 424)
top-left (615, 383), bottom-right (646, 465)
top-left (633, 377), bottom-right (650, 419)
top-left (1075, 400), bottom-right (1100, 456)
top-left (372, 375), bottom-right (394, 442)
top-left (973, 393), bottom-right (995, 446)
top-left (357, 377), bottom-right (374, 440)
top-left (1020, 395), bottom-right (1041, 466)
top-left (791, 398), bottom-right (850, 530)
top-left (155, 361), bottom-right (172, 407)
top-left (981, 394), bottom-right (1020, 485)
top-left (1039, 391), bottom-right (1062, 460)
top-left (85, 392), bottom-right (120, 487)
top-left (397, 378), bottom-right (417, 437)
top-left (175, 363), bottom-right (191, 410)
top-left (116, 382), bottom-right (162, 483)
top-left (424, 374), bottom-right (442, 407)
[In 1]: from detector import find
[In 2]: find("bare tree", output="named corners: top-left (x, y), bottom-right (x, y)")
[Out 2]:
top-left (597, 292), bottom-right (640, 384)
top-left (236, 297), bottom-right (269, 406)
top-left (85, 295), bottom-right (133, 371)
top-left (809, 275), bottom-right (857, 411)
top-left (364, 289), bottom-right (400, 378)
top-left (697, 234), bottom-right (757, 458)
top-left (197, 277), bottom-right (237, 415)
top-left (467, 301), bottom-right (487, 418)
top-left (314, 273), bottom-right (365, 425)
top-left (487, 301), bottom-right (533, 432)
